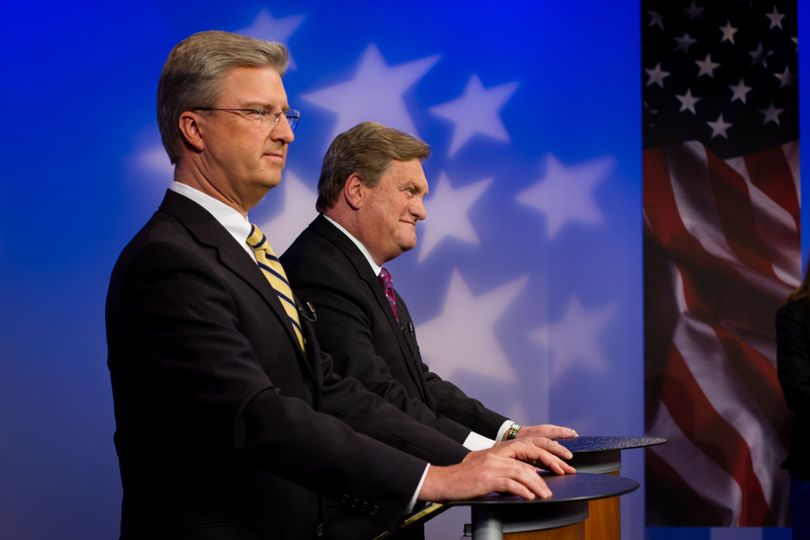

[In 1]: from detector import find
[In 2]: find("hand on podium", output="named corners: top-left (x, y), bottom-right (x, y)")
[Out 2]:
top-left (418, 437), bottom-right (576, 502)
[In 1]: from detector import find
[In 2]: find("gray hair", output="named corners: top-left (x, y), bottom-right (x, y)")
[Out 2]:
top-left (157, 30), bottom-right (289, 164)
top-left (316, 122), bottom-right (431, 212)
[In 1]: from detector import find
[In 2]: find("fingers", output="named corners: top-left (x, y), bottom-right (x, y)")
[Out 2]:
top-left (499, 438), bottom-right (576, 476)
top-left (547, 424), bottom-right (579, 439)
top-left (420, 448), bottom-right (557, 502)
top-left (503, 467), bottom-right (552, 499)
top-left (520, 423), bottom-right (579, 439)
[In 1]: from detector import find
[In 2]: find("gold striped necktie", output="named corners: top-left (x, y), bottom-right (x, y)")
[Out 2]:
top-left (246, 224), bottom-right (306, 352)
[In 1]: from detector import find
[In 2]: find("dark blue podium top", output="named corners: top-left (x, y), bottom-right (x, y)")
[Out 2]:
top-left (559, 435), bottom-right (667, 454)
top-left (446, 472), bottom-right (638, 507)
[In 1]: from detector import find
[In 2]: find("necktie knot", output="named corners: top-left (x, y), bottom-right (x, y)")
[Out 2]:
top-left (379, 267), bottom-right (394, 291)
top-left (378, 267), bottom-right (399, 322)
top-left (246, 223), bottom-right (274, 255)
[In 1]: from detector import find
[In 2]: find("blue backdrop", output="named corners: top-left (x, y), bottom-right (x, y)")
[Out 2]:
top-left (0, 2), bottom-right (804, 539)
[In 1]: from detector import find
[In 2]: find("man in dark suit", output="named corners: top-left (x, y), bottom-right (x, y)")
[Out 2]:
top-left (107, 32), bottom-right (574, 540)
top-left (283, 122), bottom-right (578, 450)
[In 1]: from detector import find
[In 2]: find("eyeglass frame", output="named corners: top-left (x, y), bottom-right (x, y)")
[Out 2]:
top-left (193, 107), bottom-right (301, 132)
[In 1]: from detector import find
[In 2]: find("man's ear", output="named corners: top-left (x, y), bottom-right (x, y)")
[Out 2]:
top-left (178, 111), bottom-right (206, 153)
top-left (343, 173), bottom-right (366, 210)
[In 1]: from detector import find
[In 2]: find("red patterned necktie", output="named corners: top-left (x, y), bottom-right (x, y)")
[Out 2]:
top-left (378, 267), bottom-right (399, 323)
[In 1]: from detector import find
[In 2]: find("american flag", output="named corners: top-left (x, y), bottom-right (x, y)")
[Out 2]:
top-left (642, 0), bottom-right (798, 527)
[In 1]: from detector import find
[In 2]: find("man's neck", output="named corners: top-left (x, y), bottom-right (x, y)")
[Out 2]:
top-left (174, 161), bottom-right (252, 218)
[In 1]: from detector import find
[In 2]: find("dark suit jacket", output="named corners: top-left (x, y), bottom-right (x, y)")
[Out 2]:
top-left (775, 298), bottom-right (810, 480)
top-left (282, 215), bottom-right (508, 443)
top-left (106, 191), bottom-right (468, 539)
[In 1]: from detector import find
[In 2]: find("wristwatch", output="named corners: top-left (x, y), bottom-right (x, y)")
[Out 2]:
top-left (506, 422), bottom-right (522, 440)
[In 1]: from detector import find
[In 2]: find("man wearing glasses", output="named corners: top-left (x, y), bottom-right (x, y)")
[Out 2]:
top-left (107, 31), bottom-right (574, 539)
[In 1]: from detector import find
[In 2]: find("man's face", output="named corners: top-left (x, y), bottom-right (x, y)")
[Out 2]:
top-left (197, 66), bottom-right (294, 213)
top-left (358, 159), bottom-right (428, 264)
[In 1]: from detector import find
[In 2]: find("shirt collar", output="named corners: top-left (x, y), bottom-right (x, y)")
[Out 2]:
top-left (169, 181), bottom-right (254, 258)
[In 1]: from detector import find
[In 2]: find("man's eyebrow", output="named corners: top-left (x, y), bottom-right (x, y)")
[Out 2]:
top-left (240, 102), bottom-right (290, 111)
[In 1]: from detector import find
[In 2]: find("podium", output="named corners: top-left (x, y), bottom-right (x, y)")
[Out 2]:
top-left (557, 436), bottom-right (666, 540)
top-left (447, 472), bottom-right (638, 540)
top-left (377, 472), bottom-right (638, 540)
top-left (377, 436), bottom-right (664, 540)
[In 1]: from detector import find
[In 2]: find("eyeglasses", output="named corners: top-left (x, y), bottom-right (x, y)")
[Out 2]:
top-left (195, 107), bottom-right (300, 132)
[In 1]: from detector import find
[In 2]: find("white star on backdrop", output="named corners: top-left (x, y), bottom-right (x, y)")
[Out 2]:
top-left (695, 54), bottom-right (720, 78)
top-left (260, 171), bottom-right (318, 254)
top-left (301, 44), bottom-right (439, 140)
top-left (416, 270), bottom-right (528, 383)
top-left (728, 79), bottom-right (752, 104)
top-left (645, 63), bottom-right (670, 87)
top-left (516, 154), bottom-right (612, 239)
top-left (749, 43), bottom-right (772, 68)
top-left (684, 1), bottom-right (704, 20)
top-left (760, 102), bottom-right (784, 126)
top-left (647, 10), bottom-right (664, 29)
top-left (529, 296), bottom-right (617, 384)
top-left (673, 33), bottom-right (697, 53)
top-left (238, 9), bottom-right (306, 69)
top-left (418, 173), bottom-right (492, 262)
top-left (719, 21), bottom-right (738, 44)
top-left (137, 144), bottom-right (173, 176)
top-left (707, 114), bottom-right (732, 139)
top-left (774, 66), bottom-right (794, 89)
top-left (765, 6), bottom-right (785, 30)
top-left (430, 75), bottom-right (518, 156)
top-left (675, 89), bottom-right (700, 114)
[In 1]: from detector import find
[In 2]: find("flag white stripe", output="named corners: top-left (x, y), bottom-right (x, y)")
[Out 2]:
top-left (671, 263), bottom-right (788, 516)
top-left (649, 401), bottom-right (741, 524)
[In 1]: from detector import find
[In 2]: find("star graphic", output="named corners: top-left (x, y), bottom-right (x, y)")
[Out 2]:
top-left (260, 171), bottom-right (318, 254)
top-left (647, 10), bottom-right (664, 29)
top-left (429, 75), bottom-right (518, 156)
top-left (765, 6), bottom-right (785, 30)
top-left (238, 9), bottom-right (306, 69)
top-left (695, 54), bottom-right (720, 78)
top-left (529, 296), bottom-right (617, 383)
top-left (719, 21), bottom-right (738, 44)
top-left (301, 44), bottom-right (439, 140)
top-left (774, 66), bottom-right (794, 89)
top-left (707, 114), bottom-right (732, 139)
top-left (792, 37), bottom-right (798, 53)
top-left (685, 1), bottom-right (704, 19)
top-left (416, 270), bottom-right (528, 383)
top-left (673, 32), bottom-right (697, 53)
top-left (749, 43), bottom-right (772, 68)
top-left (645, 63), bottom-right (670, 88)
top-left (760, 102), bottom-right (784, 126)
top-left (137, 143), bottom-right (173, 176)
top-left (516, 154), bottom-right (612, 239)
top-left (417, 173), bottom-right (492, 262)
top-left (675, 89), bottom-right (700, 114)
top-left (728, 78), bottom-right (752, 104)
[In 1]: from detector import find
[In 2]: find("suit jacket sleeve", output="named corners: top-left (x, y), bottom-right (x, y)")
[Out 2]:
top-left (283, 230), bottom-right (507, 443)
top-left (108, 225), bottom-right (464, 529)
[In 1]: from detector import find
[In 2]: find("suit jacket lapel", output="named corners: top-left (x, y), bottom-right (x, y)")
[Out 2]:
top-left (159, 190), bottom-right (313, 376)
top-left (310, 215), bottom-right (428, 396)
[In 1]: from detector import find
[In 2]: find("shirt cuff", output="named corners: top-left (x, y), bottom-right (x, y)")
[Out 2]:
top-left (462, 430), bottom-right (497, 451)
top-left (495, 420), bottom-right (514, 442)
top-left (407, 464), bottom-right (430, 513)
